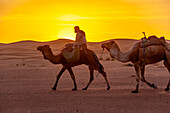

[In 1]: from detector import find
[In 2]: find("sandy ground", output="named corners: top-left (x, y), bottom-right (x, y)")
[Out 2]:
top-left (0, 39), bottom-right (170, 113)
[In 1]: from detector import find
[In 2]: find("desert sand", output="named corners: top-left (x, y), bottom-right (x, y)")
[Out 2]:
top-left (0, 39), bottom-right (170, 113)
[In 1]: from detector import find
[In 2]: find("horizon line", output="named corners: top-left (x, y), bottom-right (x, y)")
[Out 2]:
top-left (0, 38), bottom-right (140, 44)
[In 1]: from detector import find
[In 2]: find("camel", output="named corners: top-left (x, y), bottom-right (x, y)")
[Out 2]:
top-left (37, 45), bottom-right (110, 91)
top-left (101, 37), bottom-right (170, 93)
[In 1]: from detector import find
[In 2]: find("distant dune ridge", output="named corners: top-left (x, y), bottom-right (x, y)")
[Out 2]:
top-left (0, 38), bottom-right (167, 68)
top-left (0, 38), bottom-right (139, 68)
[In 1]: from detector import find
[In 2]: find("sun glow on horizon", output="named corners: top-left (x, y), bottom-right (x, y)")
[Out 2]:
top-left (56, 25), bottom-right (76, 41)
top-left (0, 0), bottom-right (170, 43)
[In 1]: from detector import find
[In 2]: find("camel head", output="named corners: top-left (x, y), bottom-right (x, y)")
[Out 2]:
top-left (37, 45), bottom-right (52, 60)
top-left (101, 41), bottom-right (119, 51)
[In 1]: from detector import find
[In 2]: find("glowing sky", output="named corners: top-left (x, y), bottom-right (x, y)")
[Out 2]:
top-left (0, 0), bottom-right (170, 43)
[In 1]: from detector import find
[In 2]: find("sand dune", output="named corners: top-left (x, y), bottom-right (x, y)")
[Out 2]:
top-left (0, 39), bottom-right (170, 113)
top-left (0, 39), bottom-right (139, 67)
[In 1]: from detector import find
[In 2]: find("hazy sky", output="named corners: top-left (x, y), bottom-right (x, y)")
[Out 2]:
top-left (0, 0), bottom-right (170, 43)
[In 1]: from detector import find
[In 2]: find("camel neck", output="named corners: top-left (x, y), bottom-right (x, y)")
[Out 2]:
top-left (43, 50), bottom-right (61, 64)
top-left (110, 47), bottom-right (130, 63)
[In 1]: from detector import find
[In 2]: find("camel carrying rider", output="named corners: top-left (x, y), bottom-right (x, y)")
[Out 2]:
top-left (73, 26), bottom-right (87, 50)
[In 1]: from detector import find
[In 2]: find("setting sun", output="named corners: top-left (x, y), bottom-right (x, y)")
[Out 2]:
top-left (0, 0), bottom-right (170, 43)
top-left (57, 26), bottom-right (75, 40)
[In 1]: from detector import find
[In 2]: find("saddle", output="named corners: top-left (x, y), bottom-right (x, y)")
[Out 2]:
top-left (139, 35), bottom-right (166, 48)
top-left (61, 43), bottom-right (80, 63)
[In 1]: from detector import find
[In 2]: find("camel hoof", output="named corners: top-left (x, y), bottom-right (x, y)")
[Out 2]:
top-left (165, 87), bottom-right (169, 91)
top-left (131, 90), bottom-right (138, 93)
top-left (107, 87), bottom-right (110, 90)
top-left (52, 87), bottom-right (56, 90)
top-left (72, 88), bottom-right (77, 91)
top-left (82, 88), bottom-right (87, 90)
top-left (151, 84), bottom-right (157, 89)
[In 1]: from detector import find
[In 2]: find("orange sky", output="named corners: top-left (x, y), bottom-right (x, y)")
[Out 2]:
top-left (0, 0), bottom-right (170, 43)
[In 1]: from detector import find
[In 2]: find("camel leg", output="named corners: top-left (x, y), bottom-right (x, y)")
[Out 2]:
top-left (163, 61), bottom-right (170, 91)
top-left (82, 68), bottom-right (94, 90)
top-left (67, 68), bottom-right (77, 91)
top-left (99, 69), bottom-right (110, 90)
top-left (132, 64), bottom-right (140, 93)
top-left (140, 65), bottom-right (157, 89)
top-left (52, 67), bottom-right (66, 90)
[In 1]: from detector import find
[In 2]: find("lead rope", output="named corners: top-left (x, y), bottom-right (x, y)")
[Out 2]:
top-left (96, 48), bottom-right (104, 77)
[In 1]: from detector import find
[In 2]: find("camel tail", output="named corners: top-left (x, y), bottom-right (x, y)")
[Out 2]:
top-left (93, 53), bottom-right (104, 71)
top-left (98, 61), bottom-right (104, 71)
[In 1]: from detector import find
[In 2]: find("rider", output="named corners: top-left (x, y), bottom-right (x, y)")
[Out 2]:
top-left (73, 26), bottom-right (87, 50)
